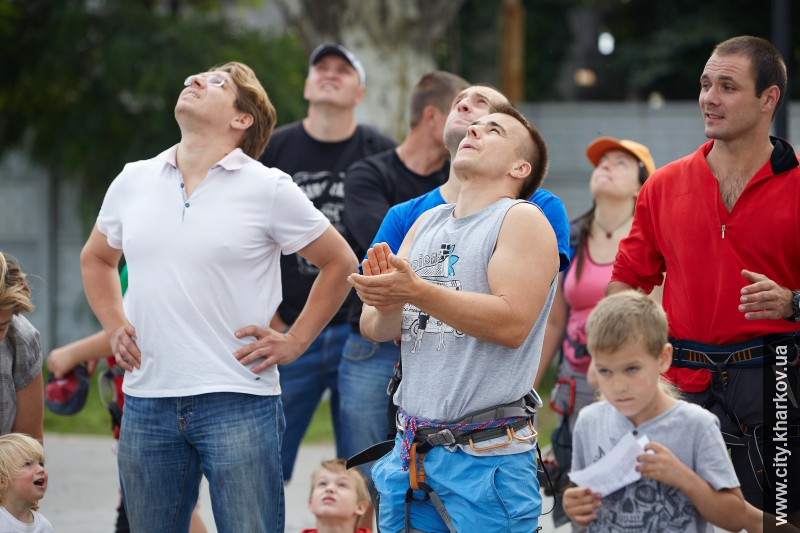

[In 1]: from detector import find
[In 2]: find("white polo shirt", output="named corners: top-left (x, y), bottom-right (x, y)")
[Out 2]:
top-left (97, 145), bottom-right (329, 397)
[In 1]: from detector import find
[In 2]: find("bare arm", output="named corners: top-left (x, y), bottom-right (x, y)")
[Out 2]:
top-left (81, 226), bottom-right (142, 371)
top-left (12, 371), bottom-right (44, 443)
top-left (80, 226), bottom-right (139, 371)
top-left (607, 280), bottom-right (635, 295)
top-left (535, 272), bottom-right (566, 389)
top-left (235, 226), bottom-right (358, 372)
top-left (352, 204), bottom-right (559, 348)
top-left (47, 331), bottom-right (111, 379)
top-left (636, 442), bottom-right (746, 531)
top-left (609, 278), bottom-right (665, 304)
top-left (290, 226), bottom-right (359, 349)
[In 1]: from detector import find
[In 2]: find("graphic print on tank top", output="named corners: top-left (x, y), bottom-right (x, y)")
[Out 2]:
top-left (402, 243), bottom-right (465, 353)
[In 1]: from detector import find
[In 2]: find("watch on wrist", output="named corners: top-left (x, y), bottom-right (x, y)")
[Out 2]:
top-left (787, 290), bottom-right (800, 322)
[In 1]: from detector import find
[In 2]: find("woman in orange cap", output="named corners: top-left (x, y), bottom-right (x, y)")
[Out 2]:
top-left (535, 137), bottom-right (659, 525)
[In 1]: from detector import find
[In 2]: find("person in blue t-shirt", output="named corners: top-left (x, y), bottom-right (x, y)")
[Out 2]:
top-left (375, 185), bottom-right (569, 268)
top-left (372, 87), bottom-right (569, 268)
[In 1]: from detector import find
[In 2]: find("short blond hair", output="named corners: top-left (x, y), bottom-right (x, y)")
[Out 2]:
top-left (0, 252), bottom-right (34, 315)
top-left (211, 61), bottom-right (277, 160)
top-left (0, 434), bottom-right (45, 511)
top-left (309, 459), bottom-right (371, 505)
top-left (587, 291), bottom-right (667, 358)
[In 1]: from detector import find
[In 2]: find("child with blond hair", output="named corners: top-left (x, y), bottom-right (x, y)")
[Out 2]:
top-left (302, 459), bottom-right (372, 533)
top-left (0, 433), bottom-right (52, 532)
top-left (563, 291), bottom-right (746, 532)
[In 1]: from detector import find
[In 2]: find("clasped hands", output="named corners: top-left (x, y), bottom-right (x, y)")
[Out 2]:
top-left (348, 242), bottom-right (419, 313)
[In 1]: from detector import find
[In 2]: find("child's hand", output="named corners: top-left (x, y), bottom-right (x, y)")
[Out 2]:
top-left (636, 441), bottom-right (691, 489)
top-left (563, 486), bottom-right (601, 526)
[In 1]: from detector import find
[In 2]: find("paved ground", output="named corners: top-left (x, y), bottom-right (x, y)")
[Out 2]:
top-left (39, 433), bottom-right (741, 532)
top-left (39, 433), bottom-right (332, 532)
top-left (38, 433), bottom-right (573, 532)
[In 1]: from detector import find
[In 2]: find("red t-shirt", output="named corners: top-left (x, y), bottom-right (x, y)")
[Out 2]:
top-left (612, 139), bottom-right (800, 392)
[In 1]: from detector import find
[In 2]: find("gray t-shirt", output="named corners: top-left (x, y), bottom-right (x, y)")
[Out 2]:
top-left (0, 315), bottom-right (42, 434)
top-left (572, 400), bottom-right (740, 533)
top-left (395, 199), bottom-right (556, 453)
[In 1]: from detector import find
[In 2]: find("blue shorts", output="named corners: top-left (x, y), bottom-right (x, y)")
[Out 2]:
top-left (372, 435), bottom-right (541, 533)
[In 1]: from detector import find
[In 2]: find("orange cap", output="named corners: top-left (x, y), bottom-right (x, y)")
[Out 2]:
top-left (586, 137), bottom-right (656, 176)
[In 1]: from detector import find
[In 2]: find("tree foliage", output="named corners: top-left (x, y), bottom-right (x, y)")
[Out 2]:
top-left (450, 0), bottom-right (798, 102)
top-left (604, 0), bottom-right (773, 99)
top-left (590, 0), bottom-right (800, 100)
top-left (0, 0), bottom-right (308, 225)
top-left (442, 0), bottom-right (579, 101)
top-left (271, 0), bottom-right (465, 137)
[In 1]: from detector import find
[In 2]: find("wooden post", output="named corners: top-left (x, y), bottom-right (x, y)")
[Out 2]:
top-left (501, 0), bottom-right (525, 103)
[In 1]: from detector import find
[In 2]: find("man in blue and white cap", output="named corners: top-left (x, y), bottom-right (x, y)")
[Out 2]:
top-left (259, 43), bottom-right (396, 484)
top-left (309, 42), bottom-right (367, 86)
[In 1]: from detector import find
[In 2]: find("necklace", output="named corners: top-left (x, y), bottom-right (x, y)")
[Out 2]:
top-left (593, 215), bottom-right (633, 239)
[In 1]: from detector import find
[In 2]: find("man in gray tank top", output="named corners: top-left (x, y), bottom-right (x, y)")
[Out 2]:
top-left (350, 102), bottom-right (559, 533)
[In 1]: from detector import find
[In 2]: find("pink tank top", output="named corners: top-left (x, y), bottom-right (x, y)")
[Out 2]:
top-left (562, 247), bottom-right (614, 372)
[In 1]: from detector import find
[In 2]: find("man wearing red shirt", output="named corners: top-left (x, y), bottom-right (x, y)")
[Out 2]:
top-left (609, 36), bottom-right (799, 529)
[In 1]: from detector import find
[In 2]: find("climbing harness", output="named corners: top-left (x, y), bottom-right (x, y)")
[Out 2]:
top-left (349, 391), bottom-right (548, 532)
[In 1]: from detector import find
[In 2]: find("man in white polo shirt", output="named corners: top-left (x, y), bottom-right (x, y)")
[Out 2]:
top-left (80, 61), bottom-right (357, 533)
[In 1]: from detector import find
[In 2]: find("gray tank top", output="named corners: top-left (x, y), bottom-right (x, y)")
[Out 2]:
top-left (396, 198), bottom-right (557, 426)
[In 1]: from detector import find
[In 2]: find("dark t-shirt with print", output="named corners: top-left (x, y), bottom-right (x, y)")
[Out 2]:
top-left (343, 149), bottom-right (448, 325)
top-left (260, 121), bottom-right (395, 325)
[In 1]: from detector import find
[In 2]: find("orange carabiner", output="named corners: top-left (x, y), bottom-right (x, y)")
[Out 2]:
top-left (510, 418), bottom-right (538, 442)
top-left (469, 428), bottom-right (513, 452)
top-left (409, 442), bottom-right (427, 490)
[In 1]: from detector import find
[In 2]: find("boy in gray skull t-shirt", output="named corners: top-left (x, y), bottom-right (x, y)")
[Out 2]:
top-left (572, 401), bottom-right (740, 532)
top-left (564, 292), bottom-right (745, 533)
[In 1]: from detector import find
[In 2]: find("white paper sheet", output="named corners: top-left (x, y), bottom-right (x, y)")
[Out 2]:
top-left (568, 432), bottom-right (650, 496)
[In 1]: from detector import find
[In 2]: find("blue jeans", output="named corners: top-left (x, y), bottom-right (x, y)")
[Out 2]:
top-left (118, 392), bottom-right (285, 533)
top-left (279, 322), bottom-right (349, 481)
top-left (338, 332), bottom-right (400, 468)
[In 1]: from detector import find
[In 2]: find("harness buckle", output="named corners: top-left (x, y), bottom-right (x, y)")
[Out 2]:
top-left (469, 428), bottom-right (513, 452)
top-left (425, 429), bottom-right (456, 447)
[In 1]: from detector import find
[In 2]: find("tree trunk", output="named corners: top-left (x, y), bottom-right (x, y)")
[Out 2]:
top-left (274, 0), bottom-right (465, 139)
